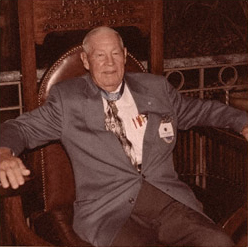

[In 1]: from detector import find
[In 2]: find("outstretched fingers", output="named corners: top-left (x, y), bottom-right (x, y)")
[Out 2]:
top-left (0, 157), bottom-right (30, 189)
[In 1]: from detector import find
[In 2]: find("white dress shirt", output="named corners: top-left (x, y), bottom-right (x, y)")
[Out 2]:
top-left (102, 83), bottom-right (147, 164)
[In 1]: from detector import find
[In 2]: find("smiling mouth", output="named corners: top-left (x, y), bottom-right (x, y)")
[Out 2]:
top-left (104, 71), bottom-right (116, 74)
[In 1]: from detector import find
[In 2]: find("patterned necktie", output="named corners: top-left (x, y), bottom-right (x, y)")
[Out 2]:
top-left (105, 100), bottom-right (140, 172)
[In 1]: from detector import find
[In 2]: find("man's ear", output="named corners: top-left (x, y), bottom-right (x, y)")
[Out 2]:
top-left (124, 47), bottom-right (127, 64)
top-left (80, 52), bottom-right (90, 70)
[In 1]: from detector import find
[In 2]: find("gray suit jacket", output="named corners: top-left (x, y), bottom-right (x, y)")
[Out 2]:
top-left (1, 72), bottom-right (247, 246)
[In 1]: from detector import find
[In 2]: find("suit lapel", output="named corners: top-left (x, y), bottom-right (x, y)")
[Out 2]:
top-left (82, 74), bottom-right (106, 131)
top-left (131, 90), bottom-right (162, 168)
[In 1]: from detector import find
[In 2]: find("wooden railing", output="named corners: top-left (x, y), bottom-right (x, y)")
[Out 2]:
top-left (174, 127), bottom-right (248, 222)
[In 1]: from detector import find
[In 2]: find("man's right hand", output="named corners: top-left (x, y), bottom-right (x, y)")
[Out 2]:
top-left (0, 147), bottom-right (30, 189)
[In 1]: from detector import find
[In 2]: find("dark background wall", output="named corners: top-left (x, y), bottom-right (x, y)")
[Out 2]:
top-left (0, 0), bottom-right (247, 72)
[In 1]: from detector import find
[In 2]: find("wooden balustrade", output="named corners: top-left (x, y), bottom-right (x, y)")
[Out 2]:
top-left (174, 127), bottom-right (248, 223)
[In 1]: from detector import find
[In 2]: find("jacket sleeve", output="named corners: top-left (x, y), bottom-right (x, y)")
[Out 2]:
top-left (0, 85), bottom-right (63, 156)
top-left (165, 80), bottom-right (248, 132)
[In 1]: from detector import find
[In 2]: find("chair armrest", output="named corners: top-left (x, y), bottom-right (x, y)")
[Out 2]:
top-left (193, 126), bottom-right (247, 147)
top-left (33, 207), bottom-right (93, 246)
top-left (1, 176), bottom-right (53, 245)
top-left (220, 204), bottom-right (247, 235)
top-left (219, 204), bottom-right (247, 246)
top-left (2, 195), bottom-right (52, 246)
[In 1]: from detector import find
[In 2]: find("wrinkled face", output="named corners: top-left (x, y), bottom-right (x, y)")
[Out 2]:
top-left (81, 31), bottom-right (127, 92)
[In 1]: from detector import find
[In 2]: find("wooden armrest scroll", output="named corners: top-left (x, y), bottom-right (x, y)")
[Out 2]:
top-left (3, 195), bottom-right (52, 246)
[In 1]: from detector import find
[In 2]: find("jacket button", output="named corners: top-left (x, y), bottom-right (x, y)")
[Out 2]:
top-left (129, 197), bottom-right (135, 204)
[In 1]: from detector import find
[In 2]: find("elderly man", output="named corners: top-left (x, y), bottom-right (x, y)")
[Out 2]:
top-left (0, 26), bottom-right (248, 247)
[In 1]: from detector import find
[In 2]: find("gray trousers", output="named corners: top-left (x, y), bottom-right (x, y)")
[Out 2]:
top-left (111, 180), bottom-right (234, 247)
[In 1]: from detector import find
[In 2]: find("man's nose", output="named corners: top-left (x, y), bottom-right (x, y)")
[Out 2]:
top-left (105, 54), bottom-right (114, 65)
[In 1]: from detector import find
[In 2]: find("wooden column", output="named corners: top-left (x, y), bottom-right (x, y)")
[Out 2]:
top-left (150, 0), bottom-right (164, 75)
top-left (18, 0), bottom-right (38, 112)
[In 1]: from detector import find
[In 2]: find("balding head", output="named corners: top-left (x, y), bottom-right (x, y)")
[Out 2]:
top-left (82, 26), bottom-right (124, 54)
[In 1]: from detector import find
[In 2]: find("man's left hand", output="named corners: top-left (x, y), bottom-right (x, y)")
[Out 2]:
top-left (241, 125), bottom-right (248, 141)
